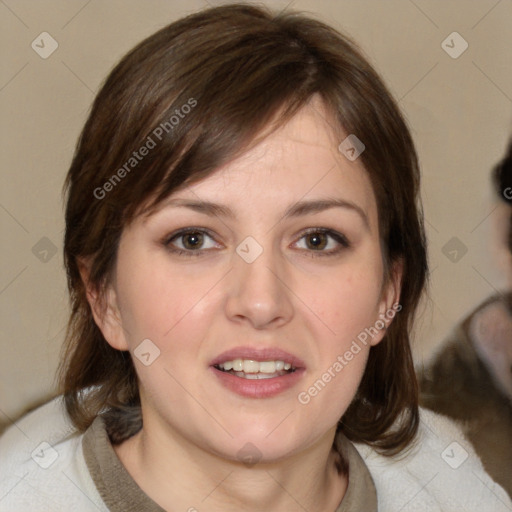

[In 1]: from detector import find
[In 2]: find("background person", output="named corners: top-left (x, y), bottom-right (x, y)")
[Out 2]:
top-left (419, 138), bottom-right (512, 497)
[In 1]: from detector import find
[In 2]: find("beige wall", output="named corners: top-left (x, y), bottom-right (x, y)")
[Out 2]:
top-left (1, 0), bottom-right (511, 422)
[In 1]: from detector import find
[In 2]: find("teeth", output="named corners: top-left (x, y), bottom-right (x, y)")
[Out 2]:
top-left (243, 360), bottom-right (260, 373)
top-left (234, 371), bottom-right (281, 380)
top-left (259, 361), bottom-right (276, 373)
top-left (217, 359), bottom-right (294, 374)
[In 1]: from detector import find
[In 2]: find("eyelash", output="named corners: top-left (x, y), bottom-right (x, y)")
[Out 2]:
top-left (162, 227), bottom-right (350, 258)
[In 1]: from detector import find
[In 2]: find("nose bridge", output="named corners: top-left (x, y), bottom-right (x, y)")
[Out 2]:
top-left (225, 237), bottom-right (294, 328)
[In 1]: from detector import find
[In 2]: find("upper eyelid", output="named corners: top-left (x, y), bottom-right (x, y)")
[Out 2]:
top-left (164, 227), bottom-right (219, 246)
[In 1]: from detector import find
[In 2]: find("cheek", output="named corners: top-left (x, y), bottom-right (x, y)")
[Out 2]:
top-left (115, 258), bottom-right (219, 345)
top-left (307, 264), bottom-right (384, 346)
top-left (295, 266), bottom-right (383, 422)
top-left (296, 337), bottom-right (370, 433)
top-left (114, 265), bottom-right (217, 403)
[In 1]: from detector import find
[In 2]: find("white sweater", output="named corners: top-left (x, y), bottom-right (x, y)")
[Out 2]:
top-left (0, 396), bottom-right (511, 511)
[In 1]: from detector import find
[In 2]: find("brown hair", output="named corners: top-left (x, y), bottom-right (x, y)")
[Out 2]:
top-left (59, 2), bottom-right (427, 456)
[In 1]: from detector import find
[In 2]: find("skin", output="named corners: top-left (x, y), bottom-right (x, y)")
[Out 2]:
top-left (83, 96), bottom-right (401, 512)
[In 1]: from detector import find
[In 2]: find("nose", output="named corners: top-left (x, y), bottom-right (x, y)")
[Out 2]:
top-left (224, 243), bottom-right (294, 330)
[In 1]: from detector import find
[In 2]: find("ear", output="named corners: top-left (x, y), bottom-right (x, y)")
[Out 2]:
top-left (77, 257), bottom-right (129, 351)
top-left (370, 258), bottom-right (403, 347)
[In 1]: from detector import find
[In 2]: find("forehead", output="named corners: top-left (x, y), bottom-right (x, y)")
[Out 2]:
top-left (164, 100), bottom-right (377, 223)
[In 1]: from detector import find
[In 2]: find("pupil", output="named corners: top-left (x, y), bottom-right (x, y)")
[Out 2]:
top-left (308, 233), bottom-right (326, 250)
top-left (184, 232), bottom-right (202, 249)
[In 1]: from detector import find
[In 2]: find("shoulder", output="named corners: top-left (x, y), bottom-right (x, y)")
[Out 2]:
top-left (353, 407), bottom-right (512, 511)
top-left (0, 396), bottom-right (107, 511)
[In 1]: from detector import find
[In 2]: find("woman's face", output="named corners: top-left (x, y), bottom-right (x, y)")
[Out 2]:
top-left (93, 97), bottom-right (400, 464)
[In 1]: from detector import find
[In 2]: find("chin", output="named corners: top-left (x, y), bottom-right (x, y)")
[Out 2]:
top-left (209, 424), bottom-right (314, 465)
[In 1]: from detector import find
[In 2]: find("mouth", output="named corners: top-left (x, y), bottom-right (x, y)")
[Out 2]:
top-left (209, 347), bottom-right (305, 397)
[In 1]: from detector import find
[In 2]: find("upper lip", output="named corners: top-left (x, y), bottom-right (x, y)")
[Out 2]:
top-left (210, 346), bottom-right (306, 369)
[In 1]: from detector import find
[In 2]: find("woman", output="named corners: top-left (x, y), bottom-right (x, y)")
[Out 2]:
top-left (1, 3), bottom-right (510, 511)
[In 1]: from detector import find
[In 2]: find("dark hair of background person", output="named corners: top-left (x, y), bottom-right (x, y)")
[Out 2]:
top-left (493, 138), bottom-right (512, 252)
top-left (59, 2), bottom-right (428, 457)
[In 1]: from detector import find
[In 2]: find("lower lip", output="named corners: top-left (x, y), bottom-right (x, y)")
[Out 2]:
top-left (210, 366), bottom-right (305, 398)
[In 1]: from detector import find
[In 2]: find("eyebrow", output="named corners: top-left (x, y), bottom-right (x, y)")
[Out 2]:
top-left (161, 198), bottom-right (370, 229)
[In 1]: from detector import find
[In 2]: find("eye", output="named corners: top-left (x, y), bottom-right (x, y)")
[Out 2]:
top-left (162, 227), bottom-right (350, 258)
top-left (294, 228), bottom-right (350, 257)
top-left (163, 228), bottom-right (220, 256)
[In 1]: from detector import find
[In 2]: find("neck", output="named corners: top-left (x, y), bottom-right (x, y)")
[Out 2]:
top-left (114, 417), bottom-right (347, 512)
